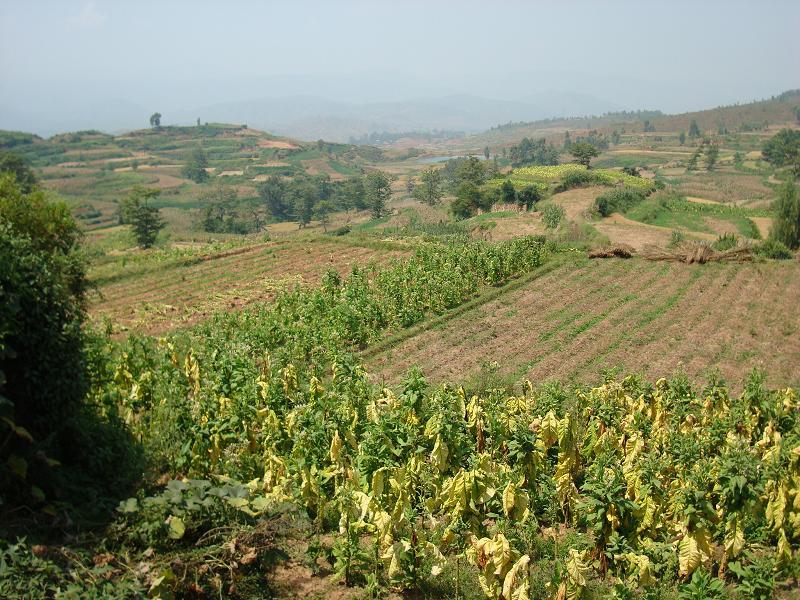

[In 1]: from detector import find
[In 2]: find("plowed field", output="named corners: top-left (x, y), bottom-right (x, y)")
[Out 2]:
top-left (366, 258), bottom-right (800, 390)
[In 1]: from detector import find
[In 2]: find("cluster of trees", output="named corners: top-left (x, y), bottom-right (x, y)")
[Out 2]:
top-left (200, 182), bottom-right (262, 234)
top-left (762, 128), bottom-right (800, 177)
top-left (685, 139), bottom-right (719, 171)
top-left (499, 179), bottom-right (541, 210)
top-left (0, 150), bottom-right (38, 193)
top-left (688, 119), bottom-right (702, 138)
top-left (764, 131), bottom-right (800, 250)
top-left (258, 170), bottom-right (394, 228)
top-left (575, 129), bottom-right (610, 150)
top-left (440, 156), bottom-right (487, 193)
top-left (438, 156), bottom-right (490, 218)
top-left (565, 130), bottom-right (609, 151)
top-left (507, 137), bottom-right (559, 167)
top-left (411, 167), bottom-right (444, 206)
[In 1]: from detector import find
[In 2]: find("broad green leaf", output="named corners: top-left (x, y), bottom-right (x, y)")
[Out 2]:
top-left (167, 516), bottom-right (185, 540)
top-left (118, 497), bottom-right (139, 513)
top-left (7, 454), bottom-right (27, 479)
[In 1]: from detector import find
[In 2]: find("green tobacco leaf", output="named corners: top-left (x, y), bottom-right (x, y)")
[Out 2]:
top-left (7, 454), bottom-right (27, 479)
top-left (167, 516), bottom-right (185, 540)
top-left (30, 486), bottom-right (45, 502)
top-left (118, 497), bottom-right (139, 513)
top-left (251, 496), bottom-right (271, 512)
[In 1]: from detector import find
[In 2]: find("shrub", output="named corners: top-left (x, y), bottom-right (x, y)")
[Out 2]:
top-left (594, 187), bottom-right (647, 217)
top-left (542, 203), bottom-right (565, 229)
top-left (669, 230), bottom-right (685, 247)
top-left (0, 177), bottom-right (88, 440)
top-left (554, 169), bottom-right (598, 192)
top-left (770, 181), bottom-right (800, 249)
top-left (712, 232), bottom-right (738, 251)
top-left (0, 176), bottom-right (141, 516)
top-left (517, 185), bottom-right (541, 210)
top-left (329, 224), bottom-right (352, 236)
top-left (755, 238), bottom-right (793, 259)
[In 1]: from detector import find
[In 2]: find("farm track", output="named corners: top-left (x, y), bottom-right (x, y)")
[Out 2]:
top-left (366, 258), bottom-right (800, 390)
top-left (91, 240), bottom-right (406, 334)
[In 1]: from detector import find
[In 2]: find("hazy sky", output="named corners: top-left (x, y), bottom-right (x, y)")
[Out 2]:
top-left (1, 0), bottom-right (798, 134)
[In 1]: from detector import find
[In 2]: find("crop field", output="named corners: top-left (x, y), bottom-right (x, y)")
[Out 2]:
top-left (366, 257), bottom-right (800, 390)
top-left (90, 238), bottom-right (408, 334)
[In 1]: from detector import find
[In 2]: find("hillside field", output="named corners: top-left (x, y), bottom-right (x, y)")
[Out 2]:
top-left (90, 237), bottom-right (409, 335)
top-left (366, 256), bottom-right (800, 391)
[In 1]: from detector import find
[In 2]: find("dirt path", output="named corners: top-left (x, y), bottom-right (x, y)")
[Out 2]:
top-left (751, 217), bottom-right (773, 238)
top-left (550, 186), bottom-right (606, 222)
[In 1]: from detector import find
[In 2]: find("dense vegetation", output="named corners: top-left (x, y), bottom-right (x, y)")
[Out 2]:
top-left (0, 176), bottom-right (140, 524)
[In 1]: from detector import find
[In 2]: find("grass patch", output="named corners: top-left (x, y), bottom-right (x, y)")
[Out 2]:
top-left (624, 191), bottom-right (767, 238)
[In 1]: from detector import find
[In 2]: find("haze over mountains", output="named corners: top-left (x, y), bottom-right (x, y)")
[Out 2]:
top-left (3, 1), bottom-right (798, 140)
top-left (175, 91), bottom-right (624, 142)
top-left (0, 74), bottom-right (627, 141)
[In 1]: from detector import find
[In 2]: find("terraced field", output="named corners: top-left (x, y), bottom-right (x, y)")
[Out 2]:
top-left (90, 238), bottom-right (408, 334)
top-left (366, 256), bottom-right (800, 390)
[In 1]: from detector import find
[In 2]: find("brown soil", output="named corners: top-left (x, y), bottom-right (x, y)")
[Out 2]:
top-left (257, 139), bottom-right (299, 149)
top-left (703, 217), bottom-right (739, 236)
top-left (366, 260), bottom-right (800, 391)
top-left (750, 217), bottom-right (773, 238)
top-left (301, 159), bottom-right (347, 181)
top-left (91, 241), bottom-right (407, 335)
top-left (488, 214), bottom-right (546, 241)
top-left (151, 172), bottom-right (186, 188)
top-left (550, 186), bottom-right (607, 222)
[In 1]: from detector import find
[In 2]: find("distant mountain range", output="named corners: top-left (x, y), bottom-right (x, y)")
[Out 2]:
top-left (176, 92), bottom-right (624, 142)
top-left (0, 91), bottom-right (624, 142)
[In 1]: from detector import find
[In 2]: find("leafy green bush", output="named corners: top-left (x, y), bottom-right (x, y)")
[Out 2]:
top-left (594, 187), bottom-right (648, 217)
top-left (756, 238), bottom-right (793, 259)
top-left (678, 569), bottom-right (725, 599)
top-left (712, 232), bottom-right (738, 251)
top-left (669, 230), bottom-right (685, 248)
top-left (728, 553), bottom-right (775, 600)
top-left (0, 175), bottom-right (141, 518)
top-left (553, 169), bottom-right (597, 192)
top-left (770, 180), bottom-right (799, 249)
top-left (0, 178), bottom-right (88, 442)
top-left (542, 203), bottom-right (565, 229)
top-left (329, 224), bottom-right (352, 236)
top-left (0, 539), bottom-right (145, 599)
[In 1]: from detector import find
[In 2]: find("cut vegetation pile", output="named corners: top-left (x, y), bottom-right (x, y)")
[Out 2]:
top-left (588, 243), bottom-right (636, 258)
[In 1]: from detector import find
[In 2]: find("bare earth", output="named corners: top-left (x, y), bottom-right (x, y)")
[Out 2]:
top-left (366, 259), bottom-right (800, 391)
top-left (91, 240), bottom-right (407, 335)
